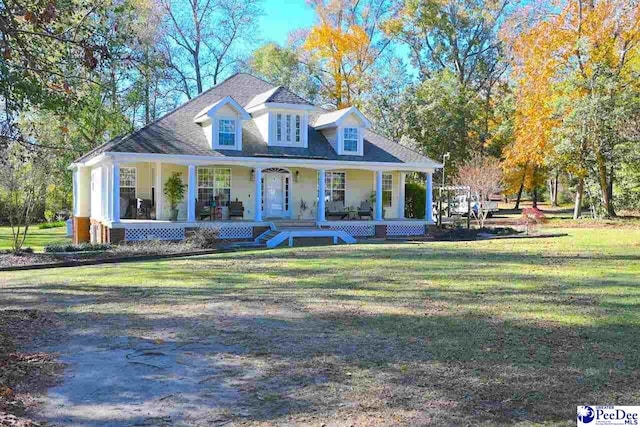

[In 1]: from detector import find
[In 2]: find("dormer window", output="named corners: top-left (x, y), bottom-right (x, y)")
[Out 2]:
top-left (193, 96), bottom-right (249, 151)
top-left (218, 119), bottom-right (236, 146)
top-left (343, 128), bottom-right (358, 152)
top-left (275, 113), bottom-right (302, 144)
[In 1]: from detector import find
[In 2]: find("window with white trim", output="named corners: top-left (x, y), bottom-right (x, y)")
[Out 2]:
top-left (218, 119), bottom-right (236, 146)
top-left (325, 171), bottom-right (346, 202)
top-left (197, 168), bottom-right (231, 206)
top-left (382, 173), bottom-right (393, 208)
top-left (120, 167), bottom-right (136, 201)
top-left (343, 127), bottom-right (358, 152)
top-left (275, 113), bottom-right (302, 144)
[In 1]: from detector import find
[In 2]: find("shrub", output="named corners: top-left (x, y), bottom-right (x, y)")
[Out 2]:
top-left (405, 182), bottom-right (426, 219)
top-left (38, 221), bottom-right (66, 229)
top-left (0, 247), bottom-right (33, 255)
top-left (44, 243), bottom-right (111, 253)
top-left (519, 207), bottom-right (546, 234)
top-left (187, 228), bottom-right (220, 249)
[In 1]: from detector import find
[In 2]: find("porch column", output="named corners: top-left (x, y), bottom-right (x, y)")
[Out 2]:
top-left (398, 172), bottom-right (406, 219)
top-left (155, 162), bottom-right (163, 220)
top-left (111, 162), bottom-right (120, 223)
top-left (254, 167), bottom-right (263, 221)
top-left (187, 165), bottom-right (196, 222)
top-left (375, 170), bottom-right (383, 221)
top-left (317, 169), bottom-right (326, 222)
top-left (426, 172), bottom-right (433, 222)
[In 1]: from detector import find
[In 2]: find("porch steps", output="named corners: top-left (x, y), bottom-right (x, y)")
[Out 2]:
top-left (255, 225), bottom-right (356, 248)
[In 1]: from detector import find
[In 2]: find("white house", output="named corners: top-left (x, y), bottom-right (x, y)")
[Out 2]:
top-left (70, 73), bottom-right (441, 247)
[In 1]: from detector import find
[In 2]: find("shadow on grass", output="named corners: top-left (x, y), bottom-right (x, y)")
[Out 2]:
top-left (0, 244), bottom-right (638, 424)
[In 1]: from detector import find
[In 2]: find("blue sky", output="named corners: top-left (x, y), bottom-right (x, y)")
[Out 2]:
top-left (259, 0), bottom-right (316, 44)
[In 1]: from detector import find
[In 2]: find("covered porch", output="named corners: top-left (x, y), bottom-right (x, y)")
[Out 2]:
top-left (78, 156), bottom-right (434, 243)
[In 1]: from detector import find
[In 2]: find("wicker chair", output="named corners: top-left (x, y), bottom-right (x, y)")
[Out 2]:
top-left (229, 200), bottom-right (244, 219)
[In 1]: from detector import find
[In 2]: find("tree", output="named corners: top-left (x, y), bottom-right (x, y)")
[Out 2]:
top-left (0, 143), bottom-right (49, 252)
top-left (248, 43), bottom-right (319, 102)
top-left (159, 0), bottom-right (262, 99)
top-left (457, 155), bottom-right (502, 228)
top-left (503, 0), bottom-right (640, 218)
top-left (301, 0), bottom-right (397, 108)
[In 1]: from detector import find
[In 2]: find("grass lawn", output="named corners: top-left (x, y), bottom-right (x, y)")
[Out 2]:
top-left (0, 227), bottom-right (639, 425)
top-left (0, 225), bottom-right (71, 252)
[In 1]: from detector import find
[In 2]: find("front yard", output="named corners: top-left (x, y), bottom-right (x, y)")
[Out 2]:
top-left (0, 227), bottom-right (639, 425)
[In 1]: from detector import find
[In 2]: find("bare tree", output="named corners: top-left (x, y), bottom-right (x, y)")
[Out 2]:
top-left (0, 144), bottom-right (49, 253)
top-left (159, 0), bottom-right (262, 98)
top-left (457, 155), bottom-right (502, 228)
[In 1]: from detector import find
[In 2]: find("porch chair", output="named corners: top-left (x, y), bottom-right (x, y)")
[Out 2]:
top-left (196, 200), bottom-right (212, 221)
top-left (136, 198), bottom-right (153, 219)
top-left (325, 200), bottom-right (349, 219)
top-left (229, 200), bottom-right (244, 219)
top-left (358, 200), bottom-right (373, 219)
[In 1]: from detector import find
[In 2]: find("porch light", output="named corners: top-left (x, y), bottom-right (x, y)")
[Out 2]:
top-left (250, 168), bottom-right (255, 182)
top-left (294, 170), bottom-right (300, 182)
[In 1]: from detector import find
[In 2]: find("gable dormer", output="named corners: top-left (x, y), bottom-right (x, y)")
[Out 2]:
top-left (194, 96), bottom-right (250, 151)
top-left (245, 87), bottom-right (314, 148)
top-left (313, 107), bottom-right (372, 156)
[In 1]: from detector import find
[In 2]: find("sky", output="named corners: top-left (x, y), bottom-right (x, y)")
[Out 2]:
top-left (259, 0), bottom-right (316, 45)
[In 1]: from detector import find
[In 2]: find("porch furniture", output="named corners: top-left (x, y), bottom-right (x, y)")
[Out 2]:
top-left (136, 198), bottom-right (152, 219)
top-left (197, 200), bottom-right (212, 221)
top-left (358, 201), bottom-right (373, 219)
top-left (120, 197), bottom-right (136, 219)
top-left (326, 201), bottom-right (349, 219)
top-left (229, 200), bottom-right (244, 219)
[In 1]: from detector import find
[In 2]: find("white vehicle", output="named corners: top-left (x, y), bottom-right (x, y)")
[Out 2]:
top-left (450, 194), bottom-right (499, 217)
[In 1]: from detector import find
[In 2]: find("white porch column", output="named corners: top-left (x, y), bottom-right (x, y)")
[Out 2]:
top-left (398, 172), bottom-right (406, 219)
top-left (426, 172), bottom-right (433, 222)
top-left (254, 167), bottom-right (263, 221)
top-left (111, 162), bottom-right (120, 223)
top-left (187, 165), bottom-right (196, 222)
top-left (317, 169), bottom-right (326, 222)
top-left (375, 170), bottom-right (383, 221)
top-left (155, 162), bottom-right (163, 220)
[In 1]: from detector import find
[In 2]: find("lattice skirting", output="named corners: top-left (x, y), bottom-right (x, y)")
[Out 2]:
top-left (200, 225), bottom-right (253, 239)
top-left (329, 224), bottom-right (376, 237)
top-left (386, 224), bottom-right (426, 236)
top-left (124, 227), bottom-right (186, 241)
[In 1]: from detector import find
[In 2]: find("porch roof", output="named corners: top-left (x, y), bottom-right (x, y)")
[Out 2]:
top-left (73, 73), bottom-right (441, 169)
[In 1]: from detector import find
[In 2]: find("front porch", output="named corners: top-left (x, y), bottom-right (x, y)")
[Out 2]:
top-left (78, 159), bottom-right (434, 245)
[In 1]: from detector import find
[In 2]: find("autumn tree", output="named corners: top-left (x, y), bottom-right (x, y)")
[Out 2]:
top-left (302, 0), bottom-right (397, 108)
top-left (457, 155), bottom-right (503, 228)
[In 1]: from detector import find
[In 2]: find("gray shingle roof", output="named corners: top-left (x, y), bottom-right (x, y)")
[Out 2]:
top-left (75, 73), bottom-right (437, 166)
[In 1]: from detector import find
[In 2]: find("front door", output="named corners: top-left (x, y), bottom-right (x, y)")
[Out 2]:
top-left (264, 173), bottom-right (285, 218)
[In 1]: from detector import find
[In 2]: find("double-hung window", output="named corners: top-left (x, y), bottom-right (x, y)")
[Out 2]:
top-left (343, 127), bottom-right (358, 152)
top-left (197, 168), bottom-right (231, 206)
top-left (382, 173), bottom-right (393, 208)
top-left (275, 113), bottom-right (302, 144)
top-left (325, 171), bottom-right (346, 202)
top-left (120, 167), bottom-right (136, 201)
top-left (218, 119), bottom-right (236, 147)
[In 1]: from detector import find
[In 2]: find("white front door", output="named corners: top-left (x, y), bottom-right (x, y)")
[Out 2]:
top-left (264, 173), bottom-right (285, 217)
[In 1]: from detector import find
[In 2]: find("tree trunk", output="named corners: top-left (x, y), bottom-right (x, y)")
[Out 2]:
top-left (514, 174), bottom-right (525, 210)
top-left (607, 164), bottom-right (616, 217)
top-left (595, 149), bottom-right (616, 217)
top-left (549, 171), bottom-right (559, 207)
top-left (573, 177), bottom-right (584, 219)
top-left (532, 187), bottom-right (538, 208)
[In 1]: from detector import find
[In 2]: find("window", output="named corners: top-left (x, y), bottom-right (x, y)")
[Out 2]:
top-left (343, 127), bottom-right (358, 152)
top-left (276, 114), bottom-right (282, 141)
top-left (275, 113), bottom-right (302, 144)
top-left (197, 168), bottom-right (231, 206)
top-left (218, 119), bottom-right (236, 146)
top-left (325, 171), bottom-right (346, 202)
top-left (120, 167), bottom-right (136, 201)
top-left (382, 173), bottom-right (393, 208)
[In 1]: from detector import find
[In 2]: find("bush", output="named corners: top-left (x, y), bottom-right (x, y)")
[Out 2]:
top-left (405, 182), bottom-right (426, 219)
top-left (187, 228), bottom-right (221, 249)
top-left (44, 243), bottom-right (111, 253)
top-left (38, 221), bottom-right (66, 229)
top-left (0, 247), bottom-right (33, 255)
